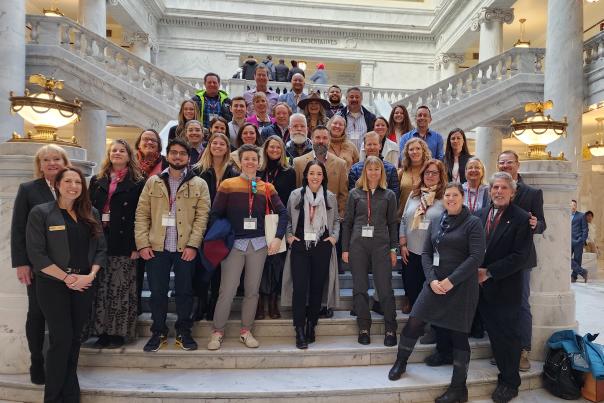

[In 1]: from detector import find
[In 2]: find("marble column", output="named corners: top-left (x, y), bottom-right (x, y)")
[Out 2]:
top-left (124, 31), bottom-right (151, 62)
top-left (435, 53), bottom-right (464, 80)
top-left (521, 160), bottom-right (578, 358)
top-left (78, 0), bottom-right (106, 37)
top-left (0, 0), bottom-right (25, 143)
top-left (471, 7), bottom-right (514, 177)
top-left (360, 60), bottom-right (376, 87)
top-left (544, 0), bottom-right (583, 170)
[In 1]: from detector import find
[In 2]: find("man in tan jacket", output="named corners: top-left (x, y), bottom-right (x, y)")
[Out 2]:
top-left (135, 138), bottom-right (210, 353)
top-left (293, 125), bottom-right (348, 218)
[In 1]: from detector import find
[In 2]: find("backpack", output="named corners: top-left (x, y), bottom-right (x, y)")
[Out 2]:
top-left (542, 348), bottom-right (584, 400)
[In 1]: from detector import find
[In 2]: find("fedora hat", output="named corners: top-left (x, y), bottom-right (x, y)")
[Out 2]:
top-left (298, 92), bottom-right (330, 110)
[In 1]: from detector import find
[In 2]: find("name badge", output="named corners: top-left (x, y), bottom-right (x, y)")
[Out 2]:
top-left (48, 225), bottom-right (66, 231)
top-left (304, 232), bottom-right (317, 241)
top-left (162, 213), bottom-right (176, 227)
top-left (361, 225), bottom-right (374, 238)
top-left (244, 217), bottom-right (257, 230)
top-left (433, 251), bottom-right (440, 267)
top-left (418, 220), bottom-right (430, 230)
top-left (101, 213), bottom-right (110, 222)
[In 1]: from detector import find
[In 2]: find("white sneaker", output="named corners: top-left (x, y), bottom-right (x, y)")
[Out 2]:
top-left (207, 332), bottom-right (224, 350)
top-left (239, 330), bottom-right (260, 348)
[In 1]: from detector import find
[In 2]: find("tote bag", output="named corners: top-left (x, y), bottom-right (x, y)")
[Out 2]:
top-left (264, 185), bottom-right (286, 254)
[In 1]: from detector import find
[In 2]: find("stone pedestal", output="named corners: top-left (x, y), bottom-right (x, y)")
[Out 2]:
top-left (74, 107), bottom-right (107, 171)
top-left (475, 127), bottom-right (502, 178)
top-left (521, 160), bottom-right (578, 359)
top-left (0, 142), bottom-right (93, 374)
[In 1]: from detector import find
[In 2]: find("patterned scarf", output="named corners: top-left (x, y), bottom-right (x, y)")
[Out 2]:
top-left (137, 151), bottom-right (162, 176)
top-left (411, 185), bottom-right (438, 230)
top-left (303, 186), bottom-right (328, 248)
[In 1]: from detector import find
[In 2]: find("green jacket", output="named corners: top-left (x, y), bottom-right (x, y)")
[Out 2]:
top-left (193, 89), bottom-right (232, 127)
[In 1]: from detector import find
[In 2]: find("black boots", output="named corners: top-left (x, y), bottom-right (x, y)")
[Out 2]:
top-left (434, 349), bottom-right (470, 403)
top-left (268, 293), bottom-right (281, 319)
top-left (29, 359), bottom-right (45, 385)
top-left (295, 326), bottom-right (308, 349)
top-left (305, 319), bottom-right (316, 344)
top-left (388, 335), bottom-right (416, 381)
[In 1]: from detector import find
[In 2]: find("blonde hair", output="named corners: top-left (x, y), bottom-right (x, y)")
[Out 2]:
top-left (356, 156), bottom-right (387, 191)
top-left (97, 139), bottom-right (144, 182)
top-left (175, 100), bottom-right (200, 138)
top-left (401, 137), bottom-right (431, 171)
top-left (261, 135), bottom-right (290, 170)
top-left (34, 144), bottom-right (70, 178)
top-left (465, 156), bottom-right (486, 185)
top-left (193, 132), bottom-right (231, 176)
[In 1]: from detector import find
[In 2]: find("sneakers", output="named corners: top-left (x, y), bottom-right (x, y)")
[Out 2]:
top-left (176, 333), bottom-right (198, 351)
top-left (143, 332), bottom-right (167, 352)
top-left (207, 331), bottom-right (224, 350)
top-left (240, 330), bottom-right (260, 348)
top-left (519, 349), bottom-right (531, 371)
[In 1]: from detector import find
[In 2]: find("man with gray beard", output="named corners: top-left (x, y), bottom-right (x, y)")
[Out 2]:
top-left (285, 113), bottom-right (313, 161)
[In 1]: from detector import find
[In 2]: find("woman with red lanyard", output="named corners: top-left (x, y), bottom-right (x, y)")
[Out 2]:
top-left (342, 156), bottom-right (399, 347)
top-left (462, 157), bottom-right (490, 214)
top-left (88, 139), bottom-right (145, 348)
top-left (256, 135), bottom-right (297, 319)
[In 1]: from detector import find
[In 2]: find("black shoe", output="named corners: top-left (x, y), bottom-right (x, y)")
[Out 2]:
top-left (372, 300), bottom-right (384, 315)
top-left (350, 309), bottom-right (357, 316)
top-left (106, 335), bottom-right (125, 349)
top-left (388, 356), bottom-right (407, 381)
top-left (93, 333), bottom-right (111, 349)
top-left (358, 330), bottom-right (371, 345)
top-left (424, 351), bottom-right (453, 367)
top-left (435, 385), bottom-right (468, 403)
top-left (319, 307), bottom-right (333, 318)
top-left (176, 332), bottom-right (198, 351)
top-left (143, 332), bottom-right (167, 352)
top-left (295, 326), bottom-right (308, 349)
top-left (571, 276), bottom-right (577, 283)
top-left (29, 362), bottom-right (45, 385)
top-left (305, 320), bottom-right (316, 344)
top-left (384, 331), bottom-right (397, 347)
top-left (492, 383), bottom-right (518, 403)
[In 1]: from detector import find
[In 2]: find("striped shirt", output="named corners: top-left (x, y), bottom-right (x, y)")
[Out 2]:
top-left (163, 168), bottom-right (187, 252)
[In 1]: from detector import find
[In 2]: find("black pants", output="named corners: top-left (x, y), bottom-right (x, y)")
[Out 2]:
top-left (26, 276), bottom-right (46, 366)
top-left (402, 252), bottom-right (425, 306)
top-left (136, 258), bottom-right (145, 314)
top-left (480, 297), bottom-right (521, 389)
top-left (291, 240), bottom-right (332, 327)
top-left (401, 317), bottom-right (470, 352)
top-left (36, 275), bottom-right (94, 403)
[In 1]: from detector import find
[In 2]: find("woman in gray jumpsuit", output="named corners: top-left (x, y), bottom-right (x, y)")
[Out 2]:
top-left (342, 156), bottom-right (399, 347)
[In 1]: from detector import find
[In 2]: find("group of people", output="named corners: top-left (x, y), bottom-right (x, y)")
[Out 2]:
top-left (234, 55), bottom-right (328, 85)
top-left (12, 67), bottom-right (560, 403)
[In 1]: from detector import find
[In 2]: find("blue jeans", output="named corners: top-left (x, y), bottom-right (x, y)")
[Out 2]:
top-left (571, 243), bottom-right (587, 279)
top-left (146, 250), bottom-right (195, 335)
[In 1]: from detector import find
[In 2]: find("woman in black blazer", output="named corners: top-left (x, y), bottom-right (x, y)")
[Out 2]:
top-left (26, 166), bottom-right (107, 403)
top-left (10, 144), bottom-right (70, 385)
top-left (443, 128), bottom-right (472, 183)
top-left (88, 139), bottom-right (145, 348)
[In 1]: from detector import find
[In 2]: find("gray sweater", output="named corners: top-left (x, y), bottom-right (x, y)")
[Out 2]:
top-left (399, 196), bottom-right (445, 255)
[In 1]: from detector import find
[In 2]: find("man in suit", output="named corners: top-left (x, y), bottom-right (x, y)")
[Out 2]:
top-left (497, 150), bottom-right (546, 371)
top-left (477, 172), bottom-right (532, 403)
top-left (278, 73), bottom-right (307, 114)
top-left (570, 199), bottom-right (589, 282)
top-left (293, 125), bottom-right (348, 219)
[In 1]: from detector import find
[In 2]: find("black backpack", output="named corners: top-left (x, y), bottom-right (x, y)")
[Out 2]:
top-left (542, 348), bottom-right (584, 400)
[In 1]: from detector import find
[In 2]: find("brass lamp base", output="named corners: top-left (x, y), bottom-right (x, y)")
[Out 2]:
top-left (523, 144), bottom-right (565, 160)
top-left (9, 130), bottom-right (80, 147)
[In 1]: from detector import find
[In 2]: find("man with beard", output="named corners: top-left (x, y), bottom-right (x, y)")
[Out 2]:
top-left (326, 85), bottom-right (345, 117)
top-left (337, 87), bottom-right (376, 150)
top-left (285, 113), bottom-right (313, 161)
top-left (293, 125), bottom-right (348, 219)
top-left (279, 73), bottom-right (307, 114)
top-left (135, 138), bottom-right (211, 352)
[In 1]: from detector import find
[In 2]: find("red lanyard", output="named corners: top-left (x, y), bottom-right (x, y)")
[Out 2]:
top-left (486, 207), bottom-right (504, 235)
top-left (366, 190), bottom-right (372, 225)
top-left (248, 181), bottom-right (255, 217)
top-left (467, 187), bottom-right (478, 213)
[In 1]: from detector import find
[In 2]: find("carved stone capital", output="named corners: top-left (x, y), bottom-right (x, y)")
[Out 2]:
top-left (434, 52), bottom-right (464, 69)
top-left (150, 40), bottom-right (160, 54)
top-left (123, 31), bottom-right (150, 46)
top-left (471, 7), bottom-right (514, 31)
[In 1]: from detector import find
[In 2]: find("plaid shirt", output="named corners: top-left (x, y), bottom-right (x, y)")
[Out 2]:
top-left (163, 168), bottom-right (186, 252)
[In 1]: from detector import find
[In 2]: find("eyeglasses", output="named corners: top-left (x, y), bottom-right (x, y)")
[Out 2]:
top-left (168, 150), bottom-right (189, 157)
top-left (497, 160), bottom-right (517, 166)
top-left (141, 137), bottom-right (158, 144)
top-left (424, 170), bottom-right (440, 177)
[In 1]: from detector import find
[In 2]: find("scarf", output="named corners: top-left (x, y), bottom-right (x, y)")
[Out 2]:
top-left (303, 186), bottom-right (328, 248)
top-left (411, 184), bottom-right (438, 230)
top-left (137, 150), bottom-right (162, 176)
top-left (102, 167), bottom-right (128, 227)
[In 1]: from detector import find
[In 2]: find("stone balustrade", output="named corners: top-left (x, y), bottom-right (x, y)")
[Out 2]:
top-left (584, 30), bottom-right (604, 67)
top-left (584, 30), bottom-right (604, 108)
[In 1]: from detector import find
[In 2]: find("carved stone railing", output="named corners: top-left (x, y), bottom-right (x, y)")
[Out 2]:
top-left (584, 30), bottom-right (604, 67)
top-left (584, 30), bottom-right (604, 108)
top-left (394, 47), bottom-right (546, 115)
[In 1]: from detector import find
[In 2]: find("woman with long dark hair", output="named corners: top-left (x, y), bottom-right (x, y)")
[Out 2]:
top-left (360, 116), bottom-right (399, 166)
top-left (169, 99), bottom-right (200, 140)
top-left (88, 140), bottom-right (145, 348)
top-left (230, 123), bottom-right (264, 170)
top-left (387, 105), bottom-right (413, 144)
top-left (443, 128), bottom-right (472, 183)
top-left (26, 166), bottom-right (107, 403)
top-left (299, 93), bottom-right (330, 136)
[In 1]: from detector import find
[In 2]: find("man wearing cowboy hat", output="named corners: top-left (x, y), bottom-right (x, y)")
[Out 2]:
top-left (279, 73), bottom-right (308, 113)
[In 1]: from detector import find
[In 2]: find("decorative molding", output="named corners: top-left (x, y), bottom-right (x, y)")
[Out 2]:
top-left (434, 52), bottom-right (465, 69)
top-left (123, 31), bottom-right (150, 45)
top-left (470, 7), bottom-right (514, 32)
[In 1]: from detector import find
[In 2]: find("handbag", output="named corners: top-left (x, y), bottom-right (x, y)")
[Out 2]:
top-left (264, 184), bottom-right (286, 254)
top-left (542, 348), bottom-right (584, 400)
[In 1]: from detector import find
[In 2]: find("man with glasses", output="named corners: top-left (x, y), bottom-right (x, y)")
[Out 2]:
top-left (398, 105), bottom-right (444, 161)
top-left (496, 150), bottom-right (546, 372)
top-left (135, 138), bottom-right (211, 352)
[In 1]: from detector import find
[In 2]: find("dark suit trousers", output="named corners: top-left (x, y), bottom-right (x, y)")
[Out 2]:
top-left (571, 243), bottom-right (587, 279)
top-left (36, 275), bottom-right (94, 403)
top-left (26, 276), bottom-right (46, 365)
top-left (480, 293), bottom-right (521, 389)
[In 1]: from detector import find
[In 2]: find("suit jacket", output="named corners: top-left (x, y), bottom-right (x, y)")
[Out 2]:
top-left (278, 91), bottom-right (308, 114)
top-left (571, 211), bottom-right (589, 247)
top-left (476, 203), bottom-right (532, 306)
top-left (26, 201), bottom-right (107, 281)
top-left (293, 152), bottom-right (348, 218)
top-left (513, 175), bottom-right (546, 268)
top-left (11, 178), bottom-right (56, 267)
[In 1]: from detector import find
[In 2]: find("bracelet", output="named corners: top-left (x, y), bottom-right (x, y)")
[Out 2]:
top-left (62, 273), bottom-right (69, 281)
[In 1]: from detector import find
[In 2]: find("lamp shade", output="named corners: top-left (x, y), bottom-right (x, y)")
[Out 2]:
top-left (513, 115), bottom-right (565, 146)
top-left (11, 92), bottom-right (80, 128)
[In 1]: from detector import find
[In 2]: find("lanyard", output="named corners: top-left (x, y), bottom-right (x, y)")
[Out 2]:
top-left (366, 190), bottom-right (372, 225)
top-left (264, 168), bottom-right (279, 183)
top-left (486, 207), bottom-right (504, 235)
top-left (467, 187), bottom-right (479, 213)
top-left (433, 213), bottom-right (450, 251)
top-left (248, 180), bottom-right (256, 217)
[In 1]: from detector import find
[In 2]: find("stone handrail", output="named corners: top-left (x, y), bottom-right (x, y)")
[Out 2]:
top-left (26, 15), bottom-right (197, 109)
top-left (584, 29), bottom-right (604, 67)
top-left (394, 47), bottom-right (546, 114)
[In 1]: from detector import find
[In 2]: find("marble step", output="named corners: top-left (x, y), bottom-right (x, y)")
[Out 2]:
top-left (0, 359), bottom-right (543, 403)
top-left (140, 288), bottom-right (407, 313)
top-left (79, 334), bottom-right (491, 370)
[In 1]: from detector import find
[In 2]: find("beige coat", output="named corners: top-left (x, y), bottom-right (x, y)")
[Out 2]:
top-left (329, 138), bottom-right (359, 170)
top-left (135, 172), bottom-right (210, 252)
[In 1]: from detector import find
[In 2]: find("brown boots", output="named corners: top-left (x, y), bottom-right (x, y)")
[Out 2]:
top-left (256, 294), bottom-right (281, 320)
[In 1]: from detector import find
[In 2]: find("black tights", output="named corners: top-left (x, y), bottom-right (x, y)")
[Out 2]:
top-left (402, 317), bottom-right (470, 352)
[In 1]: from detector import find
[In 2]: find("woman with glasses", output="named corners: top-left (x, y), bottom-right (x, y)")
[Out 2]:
top-left (135, 129), bottom-right (168, 178)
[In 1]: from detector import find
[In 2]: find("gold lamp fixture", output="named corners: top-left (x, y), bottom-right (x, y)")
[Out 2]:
top-left (513, 18), bottom-right (531, 48)
top-left (511, 100), bottom-right (567, 160)
top-left (10, 74), bottom-right (82, 146)
top-left (43, 0), bottom-right (64, 17)
top-left (588, 117), bottom-right (604, 157)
